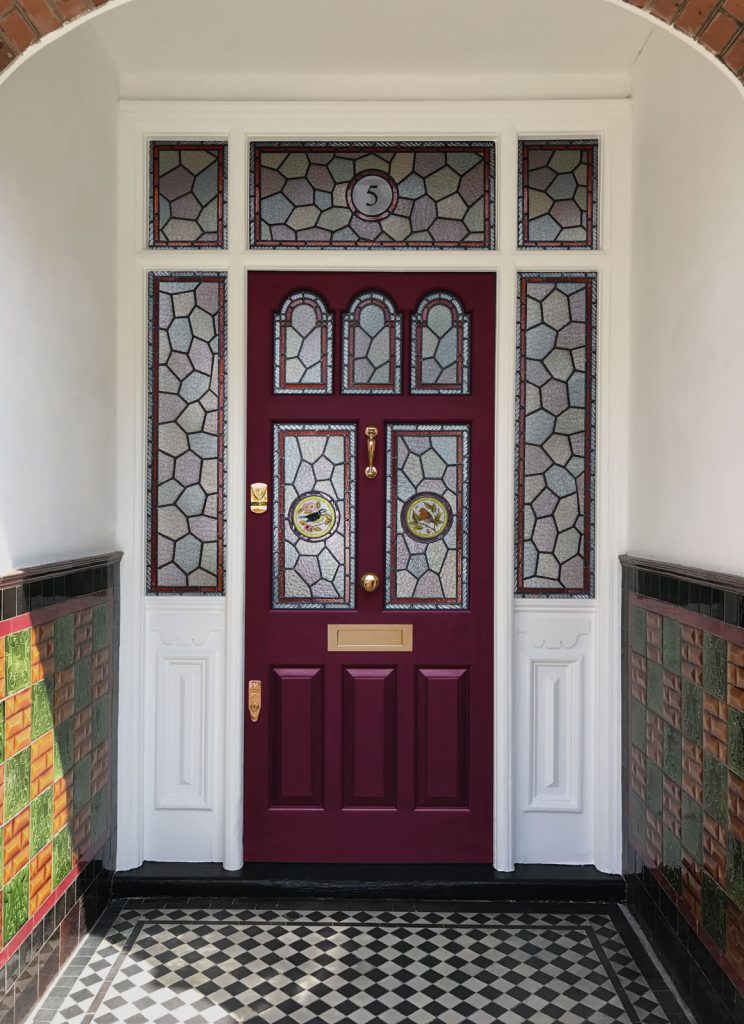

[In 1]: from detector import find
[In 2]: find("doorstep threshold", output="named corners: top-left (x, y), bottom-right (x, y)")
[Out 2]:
top-left (112, 862), bottom-right (624, 902)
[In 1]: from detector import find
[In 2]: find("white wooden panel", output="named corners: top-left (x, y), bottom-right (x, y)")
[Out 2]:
top-left (155, 655), bottom-right (211, 809)
top-left (526, 657), bottom-right (582, 813)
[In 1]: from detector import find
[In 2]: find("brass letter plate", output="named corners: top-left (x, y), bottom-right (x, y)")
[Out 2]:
top-left (327, 623), bottom-right (413, 652)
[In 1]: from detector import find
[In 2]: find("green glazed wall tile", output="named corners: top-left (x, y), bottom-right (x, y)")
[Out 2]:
top-left (729, 834), bottom-right (744, 910)
top-left (662, 617), bottom-right (682, 675)
top-left (90, 786), bottom-right (109, 843)
top-left (647, 661), bottom-right (664, 717)
top-left (91, 696), bottom-right (109, 750)
top-left (663, 723), bottom-right (682, 784)
top-left (52, 824), bottom-right (72, 890)
top-left (92, 603), bottom-right (108, 653)
top-left (646, 759), bottom-right (663, 815)
top-left (74, 656), bottom-right (92, 713)
top-left (703, 752), bottom-right (728, 826)
top-left (73, 753), bottom-right (91, 813)
top-left (730, 707), bottom-right (744, 779)
top-left (31, 677), bottom-right (54, 741)
top-left (54, 615), bottom-right (74, 672)
top-left (682, 678), bottom-right (703, 746)
top-left (0, 700), bottom-right (4, 764)
top-left (5, 747), bottom-right (31, 821)
top-left (2, 864), bottom-right (29, 945)
top-left (632, 699), bottom-right (647, 751)
top-left (53, 718), bottom-right (74, 781)
top-left (5, 629), bottom-right (31, 695)
top-left (632, 606), bottom-right (647, 657)
top-left (681, 791), bottom-right (703, 862)
top-left (30, 786), bottom-right (53, 857)
top-left (703, 632), bottom-right (727, 700)
top-left (663, 826), bottom-right (682, 891)
top-left (702, 870), bottom-right (727, 949)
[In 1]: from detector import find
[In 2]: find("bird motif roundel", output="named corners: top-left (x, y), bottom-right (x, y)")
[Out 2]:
top-left (289, 492), bottom-right (338, 541)
top-left (402, 492), bottom-right (452, 542)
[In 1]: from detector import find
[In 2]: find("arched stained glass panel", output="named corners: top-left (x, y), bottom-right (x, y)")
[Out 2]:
top-left (342, 291), bottom-right (402, 394)
top-left (411, 292), bottom-right (470, 395)
top-left (273, 291), bottom-right (333, 394)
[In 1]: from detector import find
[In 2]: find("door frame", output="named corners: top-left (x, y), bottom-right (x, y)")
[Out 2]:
top-left (115, 97), bottom-right (631, 873)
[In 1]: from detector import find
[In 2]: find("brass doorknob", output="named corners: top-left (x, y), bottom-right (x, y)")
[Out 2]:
top-left (360, 572), bottom-right (380, 593)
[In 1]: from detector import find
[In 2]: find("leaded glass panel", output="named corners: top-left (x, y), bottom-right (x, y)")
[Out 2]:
top-left (147, 272), bottom-right (226, 594)
top-left (273, 424), bottom-right (356, 609)
top-left (411, 292), bottom-right (471, 394)
top-left (385, 425), bottom-right (469, 610)
top-left (518, 140), bottom-right (598, 249)
top-left (342, 291), bottom-right (402, 394)
top-left (149, 142), bottom-right (227, 249)
top-left (274, 292), bottom-right (333, 394)
top-left (515, 273), bottom-right (596, 597)
top-left (250, 142), bottom-right (495, 249)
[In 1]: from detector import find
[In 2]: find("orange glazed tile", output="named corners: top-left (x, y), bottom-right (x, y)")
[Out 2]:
top-left (4, 808), bottom-right (30, 885)
top-left (29, 843), bottom-right (53, 915)
top-left (5, 688), bottom-right (33, 757)
top-left (0, 764), bottom-right (4, 822)
top-left (53, 772), bottom-right (73, 834)
top-left (31, 732), bottom-right (55, 799)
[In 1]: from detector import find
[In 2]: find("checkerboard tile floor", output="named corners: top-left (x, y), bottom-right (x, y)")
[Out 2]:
top-left (31, 901), bottom-right (695, 1024)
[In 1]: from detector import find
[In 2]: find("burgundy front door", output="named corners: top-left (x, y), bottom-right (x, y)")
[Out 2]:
top-left (244, 272), bottom-right (495, 862)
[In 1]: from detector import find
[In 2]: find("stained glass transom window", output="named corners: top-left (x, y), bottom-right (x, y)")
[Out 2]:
top-left (148, 272), bottom-right (226, 594)
top-left (149, 142), bottom-right (227, 249)
top-left (250, 142), bottom-right (495, 250)
top-left (273, 424), bottom-right (356, 609)
top-left (385, 425), bottom-right (469, 610)
top-left (518, 140), bottom-right (598, 249)
top-left (342, 291), bottom-right (402, 394)
top-left (515, 273), bottom-right (596, 597)
top-left (411, 292), bottom-right (471, 394)
top-left (274, 292), bottom-right (333, 394)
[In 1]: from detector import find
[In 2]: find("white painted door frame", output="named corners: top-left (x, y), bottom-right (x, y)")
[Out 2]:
top-left (115, 98), bottom-right (631, 873)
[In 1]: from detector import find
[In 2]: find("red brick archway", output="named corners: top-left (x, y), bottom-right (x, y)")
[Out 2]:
top-left (0, 0), bottom-right (742, 82)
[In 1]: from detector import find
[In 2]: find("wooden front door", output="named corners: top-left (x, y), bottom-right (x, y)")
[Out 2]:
top-left (244, 271), bottom-right (495, 862)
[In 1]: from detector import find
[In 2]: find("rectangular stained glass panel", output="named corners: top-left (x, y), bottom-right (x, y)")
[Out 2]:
top-left (149, 141), bottom-right (227, 248)
top-left (517, 140), bottom-right (598, 249)
top-left (515, 273), bottom-right (596, 597)
top-left (148, 272), bottom-right (226, 594)
top-left (250, 142), bottom-right (495, 250)
top-left (273, 424), bottom-right (356, 609)
top-left (385, 425), bottom-right (469, 610)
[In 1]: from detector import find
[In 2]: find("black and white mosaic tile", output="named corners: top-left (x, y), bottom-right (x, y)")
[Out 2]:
top-left (32, 902), bottom-right (695, 1024)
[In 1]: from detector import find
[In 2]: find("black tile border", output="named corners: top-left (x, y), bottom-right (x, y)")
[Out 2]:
top-left (622, 554), bottom-right (744, 1024)
top-left (0, 552), bottom-right (123, 622)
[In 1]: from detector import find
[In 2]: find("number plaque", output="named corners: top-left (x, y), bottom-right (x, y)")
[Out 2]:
top-left (347, 172), bottom-right (398, 222)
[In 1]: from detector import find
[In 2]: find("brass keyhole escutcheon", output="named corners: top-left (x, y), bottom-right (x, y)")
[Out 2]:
top-left (360, 572), bottom-right (380, 593)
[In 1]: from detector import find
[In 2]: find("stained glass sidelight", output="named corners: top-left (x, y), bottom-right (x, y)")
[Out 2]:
top-left (385, 425), bottom-right (469, 610)
top-left (518, 140), bottom-right (598, 249)
top-left (274, 291), bottom-right (333, 394)
top-left (250, 142), bottom-right (495, 249)
top-left (148, 272), bottom-right (226, 594)
top-left (149, 142), bottom-right (227, 248)
top-left (273, 424), bottom-right (356, 609)
top-left (342, 291), bottom-right (402, 394)
top-left (410, 292), bottom-right (471, 394)
top-left (515, 273), bottom-right (596, 597)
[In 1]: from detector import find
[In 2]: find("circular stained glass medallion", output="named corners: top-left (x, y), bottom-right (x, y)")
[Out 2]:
top-left (402, 492), bottom-right (452, 542)
top-left (347, 172), bottom-right (398, 222)
top-left (289, 492), bottom-right (338, 541)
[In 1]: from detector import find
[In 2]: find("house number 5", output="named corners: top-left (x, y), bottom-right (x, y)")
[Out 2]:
top-left (347, 172), bottom-right (397, 221)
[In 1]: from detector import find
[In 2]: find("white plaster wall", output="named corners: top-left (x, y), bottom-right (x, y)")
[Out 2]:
top-left (0, 27), bottom-right (118, 574)
top-left (629, 31), bottom-right (744, 576)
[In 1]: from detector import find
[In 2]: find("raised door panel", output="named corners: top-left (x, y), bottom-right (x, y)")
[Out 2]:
top-left (269, 668), bottom-right (324, 807)
top-left (342, 668), bottom-right (397, 807)
top-left (415, 668), bottom-right (469, 808)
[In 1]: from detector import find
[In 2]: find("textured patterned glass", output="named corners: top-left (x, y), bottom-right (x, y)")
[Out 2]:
top-left (148, 273), bottom-right (226, 594)
top-left (385, 425), bottom-right (469, 610)
top-left (273, 424), bottom-right (356, 609)
top-left (518, 140), bottom-right (598, 249)
top-left (342, 291), bottom-right (402, 394)
top-left (515, 273), bottom-right (596, 597)
top-left (250, 142), bottom-right (495, 249)
top-left (149, 142), bottom-right (227, 248)
top-left (274, 291), bottom-right (333, 394)
top-left (410, 292), bottom-right (470, 394)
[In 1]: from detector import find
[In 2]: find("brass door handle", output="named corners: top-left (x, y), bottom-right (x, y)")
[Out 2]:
top-left (248, 679), bottom-right (262, 722)
top-left (365, 426), bottom-right (378, 479)
top-left (360, 572), bottom-right (380, 593)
